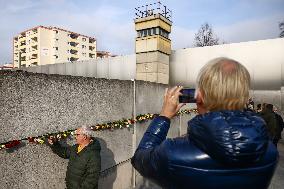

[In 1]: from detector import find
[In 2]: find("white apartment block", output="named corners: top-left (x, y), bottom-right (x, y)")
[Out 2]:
top-left (13, 26), bottom-right (97, 68)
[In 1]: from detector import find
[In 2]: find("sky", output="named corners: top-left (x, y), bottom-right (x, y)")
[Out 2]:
top-left (0, 0), bottom-right (284, 65)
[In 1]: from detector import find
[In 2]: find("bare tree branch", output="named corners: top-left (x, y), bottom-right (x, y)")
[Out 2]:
top-left (194, 22), bottom-right (220, 47)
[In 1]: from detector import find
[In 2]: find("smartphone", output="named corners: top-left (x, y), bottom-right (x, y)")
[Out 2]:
top-left (179, 88), bottom-right (196, 103)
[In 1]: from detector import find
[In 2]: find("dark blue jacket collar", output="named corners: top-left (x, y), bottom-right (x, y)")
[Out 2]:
top-left (188, 110), bottom-right (269, 165)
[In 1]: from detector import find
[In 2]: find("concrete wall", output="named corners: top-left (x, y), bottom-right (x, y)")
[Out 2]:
top-left (19, 38), bottom-right (284, 89)
top-left (0, 70), bottom-right (194, 189)
top-left (4, 38), bottom-right (284, 188)
top-left (19, 38), bottom-right (284, 109)
top-left (169, 38), bottom-right (284, 112)
top-left (170, 38), bottom-right (284, 90)
top-left (18, 54), bottom-right (136, 81)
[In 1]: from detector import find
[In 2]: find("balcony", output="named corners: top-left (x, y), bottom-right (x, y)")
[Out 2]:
top-left (69, 38), bottom-right (78, 43)
top-left (19, 35), bottom-right (26, 41)
top-left (70, 53), bottom-right (79, 60)
top-left (69, 33), bottom-right (79, 39)
top-left (31, 53), bottom-right (38, 60)
top-left (31, 44), bottom-right (38, 50)
top-left (89, 38), bottom-right (96, 43)
top-left (89, 53), bottom-right (96, 58)
top-left (69, 33), bottom-right (79, 42)
top-left (70, 51), bottom-right (79, 59)
top-left (69, 41), bottom-right (78, 47)
top-left (21, 53), bottom-right (27, 58)
top-left (89, 46), bottom-right (96, 51)
top-left (30, 58), bottom-right (38, 65)
top-left (31, 36), bottom-right (38, 42)
top-left (70, 49), bottom-right (78, 54)
top-left (20, 48), bottom-right (26, 53)
top-left (70, 57), bottom-right (79, 62)
top-left (31, 62), bottom-right (38, 66)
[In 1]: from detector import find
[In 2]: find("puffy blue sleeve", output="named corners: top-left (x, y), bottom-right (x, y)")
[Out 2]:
top-left (131, 116), bottom-right (171, 184)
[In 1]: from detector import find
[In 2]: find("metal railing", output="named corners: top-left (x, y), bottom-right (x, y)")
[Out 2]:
top-left (135, 1), bottom-right (172, 22)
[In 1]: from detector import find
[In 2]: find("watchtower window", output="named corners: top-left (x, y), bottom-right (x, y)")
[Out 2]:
top-left (137, 27), bottom-right (169, 39)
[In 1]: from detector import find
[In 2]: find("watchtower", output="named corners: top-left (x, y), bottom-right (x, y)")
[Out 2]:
top-left (134, 1), bottom-right (172, 84)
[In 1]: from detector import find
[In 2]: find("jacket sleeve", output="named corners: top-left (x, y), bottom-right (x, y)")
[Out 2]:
top-left (80, 141), bottom-right (101, 189)
top-left (131, 116), bottom-right (170, 182)
top-left (269, 114), bottom-right (278, 138)
top-left (49, 141), bottom-right (71, 159)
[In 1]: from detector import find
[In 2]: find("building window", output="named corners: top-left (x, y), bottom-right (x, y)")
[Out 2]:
top-left (147, 28), bottom-right (151, 36)
top-left (150, 28), bottom-right (153, 35)
top-left (82, 38), bottom-right (86, 42)
top-left (82, 45), bottom-right (86, 49)
top-left (137, 31), bottom-right (140, 37)
top-left (143, 30), bottom-right (147, 37)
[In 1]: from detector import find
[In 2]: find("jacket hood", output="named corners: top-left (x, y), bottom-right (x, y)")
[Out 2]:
top-left (188, 110), bottom-right (269, 166)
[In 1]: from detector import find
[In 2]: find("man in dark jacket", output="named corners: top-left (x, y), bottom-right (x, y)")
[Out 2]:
top-left (260, 104), bottom-right (278, 141)
top-left (132, 57), bottom-right (278, 189)
top-left (48, 126), bottom-right (101, 189)
top-left (273, 107), bottom-right (284, 148)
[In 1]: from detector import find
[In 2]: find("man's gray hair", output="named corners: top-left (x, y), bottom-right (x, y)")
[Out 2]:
top-left (197, 57), bottom-right (250, 111)
top-left (80, 125), bottom-right (93, 137)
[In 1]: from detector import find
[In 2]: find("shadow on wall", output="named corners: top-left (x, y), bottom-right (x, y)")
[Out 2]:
top-left (97, 138), bottom-right (117, 189)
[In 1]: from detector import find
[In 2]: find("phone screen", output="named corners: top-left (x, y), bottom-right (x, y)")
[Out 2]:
top-left (179, 89), bottom-right (196, 103)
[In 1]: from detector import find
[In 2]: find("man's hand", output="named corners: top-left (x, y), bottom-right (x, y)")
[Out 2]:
top-left (160, 86), bottom-right (185, 119)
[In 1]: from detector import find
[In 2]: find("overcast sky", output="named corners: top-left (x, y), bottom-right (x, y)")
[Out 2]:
top-left (0, 0), bottom-right (284, 65)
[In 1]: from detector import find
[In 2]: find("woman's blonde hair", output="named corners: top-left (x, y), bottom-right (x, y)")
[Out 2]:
top-left (197, 57), bottom-right (250, 111)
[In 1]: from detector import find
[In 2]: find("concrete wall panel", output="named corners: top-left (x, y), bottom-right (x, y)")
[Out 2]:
top-left (0, 71), bottom-right (133, 143)
top-left (170, 38), bottom-right (284, 90)
top-left (85, 61), bottom-right (97, 77)
top-left (97, 58), bottom-right (109, 79)
top-left (56, 63), bottom-right (66, 75)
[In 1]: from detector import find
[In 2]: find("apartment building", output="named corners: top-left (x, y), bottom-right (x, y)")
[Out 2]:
top-left (13, 26), bottom-right (97, 68)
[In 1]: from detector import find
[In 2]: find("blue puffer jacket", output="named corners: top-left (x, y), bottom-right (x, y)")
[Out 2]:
top-left (132, 110), bottom-right (278, 189)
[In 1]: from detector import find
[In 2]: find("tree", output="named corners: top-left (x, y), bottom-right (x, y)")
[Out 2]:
top-left (279, 21), bottom-right (284, 38)
top-left (194, 22), bottom-right (219, 47)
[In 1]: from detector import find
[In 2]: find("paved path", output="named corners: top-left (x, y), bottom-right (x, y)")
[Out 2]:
top-left (269, 140), bottom-right (284, 189)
